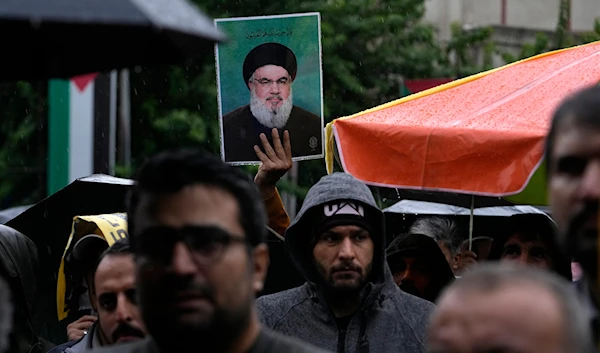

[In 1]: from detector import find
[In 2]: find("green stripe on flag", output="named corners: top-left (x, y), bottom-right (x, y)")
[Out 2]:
top-left (48, 79), bottom-right (70, 195)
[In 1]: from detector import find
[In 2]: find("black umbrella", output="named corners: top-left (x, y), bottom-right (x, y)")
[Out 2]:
top-left (0, 0), bottom-right (226, 81)
top-left (0, 204), bottom-right (31, 224)
top-left (6, 174), bottom-right (132, 343)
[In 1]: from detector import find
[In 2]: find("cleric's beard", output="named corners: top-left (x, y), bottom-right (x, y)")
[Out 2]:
top-left (249, 89), bottom-right (293, 129)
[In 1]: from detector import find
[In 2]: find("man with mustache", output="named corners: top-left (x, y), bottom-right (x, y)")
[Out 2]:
top-left (89, 149), bottom-right (327, 353)
top-left (546, 85), bottom-right (600, 344)
top-left (48, 240), bottom-right (147, 353)
top-left (222, 42), bottom-right (322, 162)
top-left (256, 173), bottom-right (435, 352)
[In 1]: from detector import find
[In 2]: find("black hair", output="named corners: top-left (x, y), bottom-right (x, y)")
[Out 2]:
top-left (127, 148), bottom-right (267, 251)
top-left (545, 85), bottom-right (600, 176)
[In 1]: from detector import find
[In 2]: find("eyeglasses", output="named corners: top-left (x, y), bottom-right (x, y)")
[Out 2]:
top-left (135, 225), bottom-right (248, 266)
top-left (253, 77), bottom-right (290, 87)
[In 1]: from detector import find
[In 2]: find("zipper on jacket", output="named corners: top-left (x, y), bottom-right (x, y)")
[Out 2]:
top-left (337, 328), bottom-right (346, 353)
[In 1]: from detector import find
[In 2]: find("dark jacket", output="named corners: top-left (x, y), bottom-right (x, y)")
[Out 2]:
top-left (256, 173), bottom-right (435, 353)
top-left (85, 329), bottom-right (331, 353)
top-left (223, 105), bottom-right (322, 162)
top-left (487, 214), bottom-right (572, 281)
top-left (0, 225), bottom-right (54, 353)
top-left (386, 233), bottom-right (455, 303)
top-left (46, 323), bottom-right (98, 353)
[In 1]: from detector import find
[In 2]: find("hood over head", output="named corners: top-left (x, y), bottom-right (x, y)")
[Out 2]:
top-left (285, 173), bottom-right (385, 285)
top-left (0, 224), bottom-right (39, 319)
top-left (386, 233), bottom-right (455, 302)
top-left (488, 214), bottom-right (572, 281)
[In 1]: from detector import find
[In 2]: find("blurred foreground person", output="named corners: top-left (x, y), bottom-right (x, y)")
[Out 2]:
top-left (92, 149), bottom-right (327, 353)
top-left (428, 264), bottom-right (594, 353)
top-left (546, 85), bottom-right (600, 342)
top-left (48, 240), bottom-right (146, 353)
top-left (0, 225), bottom-right (54, 353)
top-left (258, 173), bottom-right (434, 352)
top-left (386, 233), bottom-right (454, 302)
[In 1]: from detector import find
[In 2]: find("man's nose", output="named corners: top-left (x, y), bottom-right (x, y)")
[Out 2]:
top-left (578, 161), bottom-right (600, 200)
top-left (338, 237), bottom-right (356, 260)
top-left (400, 268), bottom-right (412, 282)
top-left (515, 252), bottom-right (529, 265)
top-left (269, 82), bottom-right (280, 93)
top-left (169, 242), bottom-right (197, 276)
top-left (115, 294), bottom-right (133, 322)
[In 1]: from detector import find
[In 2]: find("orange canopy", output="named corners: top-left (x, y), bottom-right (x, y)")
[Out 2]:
top-left (325, 41), bottom-right (600, 196)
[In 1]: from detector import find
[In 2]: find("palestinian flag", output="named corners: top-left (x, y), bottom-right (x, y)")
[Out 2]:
top-left (48, 73), bottom-right (114, 195)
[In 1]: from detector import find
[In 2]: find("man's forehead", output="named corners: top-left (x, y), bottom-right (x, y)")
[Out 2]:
top-left (552, 117), bottom-right (600, 159)
top-left (254, 64), bottom-right (289, 77)
top-left (134, 185), bottom-right (243, 236)
top-left (95, 254), bottom-right (135, 288)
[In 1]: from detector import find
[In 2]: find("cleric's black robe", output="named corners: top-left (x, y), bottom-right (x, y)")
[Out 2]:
top-left (222, 105), bottom-right (322, 163)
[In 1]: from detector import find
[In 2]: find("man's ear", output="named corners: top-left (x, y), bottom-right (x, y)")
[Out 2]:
top-left (453, 253), bottom-right (462, 270)
top-left (251, 244), bottom-right (270, 293)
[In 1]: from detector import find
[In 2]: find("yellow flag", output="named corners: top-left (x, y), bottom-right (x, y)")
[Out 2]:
top-left (56, 213), bottom-right (128, 321)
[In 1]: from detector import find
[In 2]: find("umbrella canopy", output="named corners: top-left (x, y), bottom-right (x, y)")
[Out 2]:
top-left (0, 0), bottom-right (226, 81)
top-left (384, 199), bottom-right (551, 245)
top-left (376, 187), bottom-right (513, 209)
top-left (6, 174), bottom-right (132, 342)
top-left (384, 200), bottom-right (548, 217)
top-left (0, 204), bottom-right (31, 224)
top-left (325, 41), bottom-right (600, 201)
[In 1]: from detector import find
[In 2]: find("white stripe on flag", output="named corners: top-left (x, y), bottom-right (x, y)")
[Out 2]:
top-left (68, 80), bottom-right (94, 182)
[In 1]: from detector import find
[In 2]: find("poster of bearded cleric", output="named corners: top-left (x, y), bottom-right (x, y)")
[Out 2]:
top-left (215, 13), bottom-right (324, 164)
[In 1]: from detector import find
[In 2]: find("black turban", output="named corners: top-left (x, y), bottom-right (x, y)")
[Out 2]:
top-left (242, 42), bottom-right (297, 88)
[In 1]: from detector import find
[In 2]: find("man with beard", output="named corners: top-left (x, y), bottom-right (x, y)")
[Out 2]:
top-left (546, 85), bottom-right (600, 345)
top-left (257, 172), bottom-right (434, 352)
top-left (48, 240), bottom-right (147, 353)
top-left (386, 233), bottom-right (455, 303)
top-left (222, 42), bottom-right (322, 162)
top-left (91, 149), bottom-right (327, 353)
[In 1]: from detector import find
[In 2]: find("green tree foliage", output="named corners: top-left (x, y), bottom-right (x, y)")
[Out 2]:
top-left (444, 23), bottom-right (495, 78)
top-left (0, 82), bottom-right (47, 208)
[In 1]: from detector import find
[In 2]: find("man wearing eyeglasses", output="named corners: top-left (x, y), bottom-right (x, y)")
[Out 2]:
top-left (222, 42), bottom-right (322, 163)
top-left (89, 150), bottom-right (328, 353)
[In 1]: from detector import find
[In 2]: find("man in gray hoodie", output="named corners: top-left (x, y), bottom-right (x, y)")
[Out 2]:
top-left (256, 172), bottom-right (435, 352)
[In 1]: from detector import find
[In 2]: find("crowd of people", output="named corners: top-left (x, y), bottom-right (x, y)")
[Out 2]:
top-left (0, 84), bottom-right (596, 353)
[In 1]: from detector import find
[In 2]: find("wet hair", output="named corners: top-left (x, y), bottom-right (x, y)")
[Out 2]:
top-left (438, 263), bottom-right (594, 353)
top-left (127, 149), bottom-right (267, 249)
top-left (409, 216), bottom-right (462, 257)
top-left (545, 85), bottom-right (600, 175)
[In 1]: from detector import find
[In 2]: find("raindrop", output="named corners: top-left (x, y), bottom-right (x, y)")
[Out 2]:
top-left (134, 66), bottom-right (142, 73)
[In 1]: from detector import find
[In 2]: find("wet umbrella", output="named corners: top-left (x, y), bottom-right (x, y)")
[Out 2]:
top-left (0, 204), bottom-right (31, 224)
top-left (6, 174), bottom-right (132, 343)
top-left (383, 199), bottom-right (550, 247)
top-left (0, 0), bottom-right (226, 81)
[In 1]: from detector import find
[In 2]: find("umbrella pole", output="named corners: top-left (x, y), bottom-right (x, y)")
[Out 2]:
top-left (469, 195), bottom-right (474, 251)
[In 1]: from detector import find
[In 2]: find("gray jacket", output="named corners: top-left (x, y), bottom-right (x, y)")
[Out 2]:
top-left (256, 173), bottom-right (435, 353)
top-left (85, 329), bottom-right (331, 353)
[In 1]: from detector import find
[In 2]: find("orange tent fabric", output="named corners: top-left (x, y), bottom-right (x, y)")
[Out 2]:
top-left (325, 41), bottom-right (600, 196)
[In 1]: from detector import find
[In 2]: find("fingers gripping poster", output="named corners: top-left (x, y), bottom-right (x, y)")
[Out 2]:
top-left (215, 13), bottom-right (324, 165)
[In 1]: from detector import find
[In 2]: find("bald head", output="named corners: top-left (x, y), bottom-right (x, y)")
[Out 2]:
top-left (428, 264), bottom-right (594, 353)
